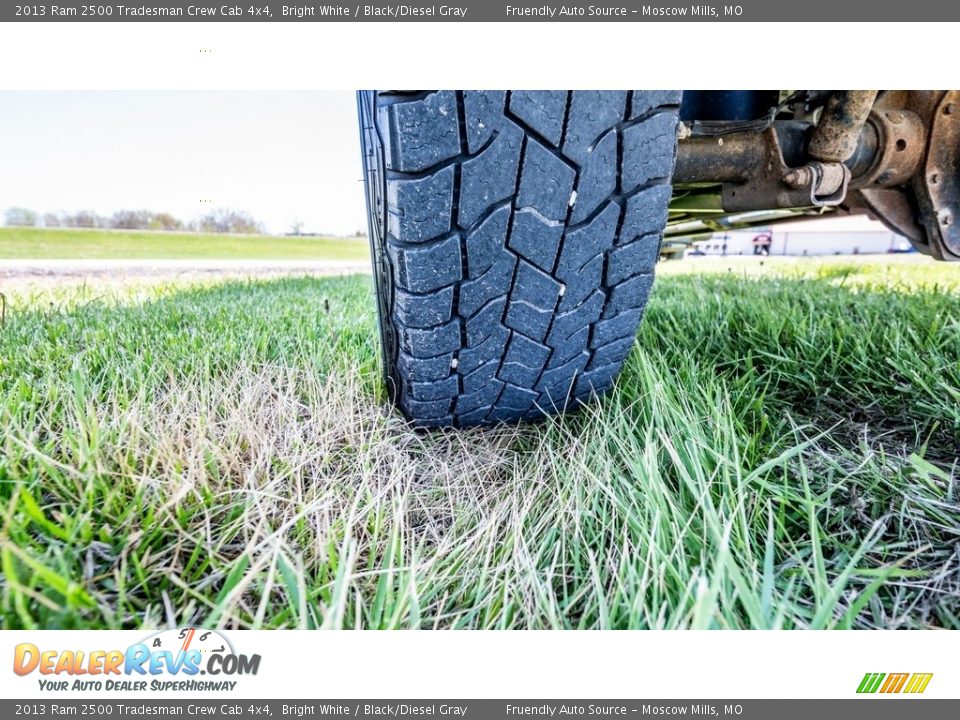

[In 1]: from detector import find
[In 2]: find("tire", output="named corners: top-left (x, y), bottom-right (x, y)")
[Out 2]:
top-left (358, 90), bottom-right (681, 428)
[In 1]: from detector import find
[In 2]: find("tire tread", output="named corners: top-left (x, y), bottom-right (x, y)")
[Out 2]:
top-left (361, 90), bottom-right (680, 426)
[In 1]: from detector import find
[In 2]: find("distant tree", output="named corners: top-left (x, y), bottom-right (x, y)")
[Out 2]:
top-left (12, 208), bottom-right (196, 232)
top-left (289, 219), bottom-right (304, 236)
top-left (106, 210), bottom-right (186, 231)
top-left (149, 212), bottom-right (184, 231)
top-left (5, 207), bottom-right (37, 227)
top-left (64, 211), bottom-right (103, 228)
top-left (197, 209), bottom-right (264, 235)
top-left (110, 209), bottom-right (153, 230)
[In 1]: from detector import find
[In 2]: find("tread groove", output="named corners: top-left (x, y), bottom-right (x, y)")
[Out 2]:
top-left (452, 91), bottom-right (470, 425)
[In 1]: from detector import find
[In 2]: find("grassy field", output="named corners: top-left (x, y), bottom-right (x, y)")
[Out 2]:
top-left (1, 256), bottom-right (958, 629)
top-left (0, 227), bottom-right (369, 260)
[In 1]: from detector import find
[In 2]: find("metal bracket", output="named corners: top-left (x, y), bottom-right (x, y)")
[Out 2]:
top-left (721, 128), bottom-right (850, 212)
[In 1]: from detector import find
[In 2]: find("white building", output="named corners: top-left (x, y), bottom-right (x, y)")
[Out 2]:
top-left (687, 214), bottom-right (914, 257)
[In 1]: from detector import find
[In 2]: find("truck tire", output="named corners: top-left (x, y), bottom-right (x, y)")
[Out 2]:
top-left (358, 90), bottom-right (681, 427)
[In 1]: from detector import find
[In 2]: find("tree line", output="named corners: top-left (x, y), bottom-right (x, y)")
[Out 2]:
top-left (4, 207), bottom-right (265, 235)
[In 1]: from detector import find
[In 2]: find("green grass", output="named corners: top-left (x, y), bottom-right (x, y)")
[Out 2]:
top-left (1, 257), bottom-right (958, 629)
top-left (0, 226), bottom-right (369, 260)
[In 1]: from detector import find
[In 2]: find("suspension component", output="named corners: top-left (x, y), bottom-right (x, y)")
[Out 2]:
top-left (673, 97), bottom-right (923, 214)
top-left (668, 90), bottom-right (960, 261)
top-left (808, 90), bottom-right (879, 163)
top-left (674, 123), bottom-right (851, 210)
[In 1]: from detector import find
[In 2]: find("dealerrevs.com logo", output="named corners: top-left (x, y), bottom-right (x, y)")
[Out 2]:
top-left (13, 628), bottom-right (261, 692)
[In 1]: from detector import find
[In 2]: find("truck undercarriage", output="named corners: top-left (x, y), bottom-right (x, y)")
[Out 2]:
top-left (667, 90), bottom-right (960, 261)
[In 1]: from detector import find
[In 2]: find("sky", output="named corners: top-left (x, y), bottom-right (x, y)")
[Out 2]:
top-left (0, 91), bottom-right (368, 235)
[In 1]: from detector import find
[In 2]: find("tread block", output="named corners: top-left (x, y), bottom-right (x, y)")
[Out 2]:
top-left (459, 122), bottom-right (523, 228)
top-left (499, 333), bottom-right (550, 387)
top-left (575, 365), bottom-right (620, 396)
top-left (517, 139), bottom-right (576, 222)
top-left (463, 91), bottom-right (507, 153)
top-left (587, 337), bottom-right (635, 371)
top-left (631, 91), bottom-right (683, 118)
top-left (397, 350), bottom-right (454, 383)
top-left (504, 332), bottom-right (551, 370)
top-left (394, 285), bottom-right (454, 329)
top-left (398, 319), bottom-right (460, 358)
top-left (411, 415), bottom-right (454, 429)
top-left (537, 351), bottom-right (588, 391)
top-left (381, 91), bottom-right (461, 172)
top-left (510, 257), bottom-right (563, 304)
top-left (607, 234), bottom-right (660, 285)
top-left (591, 308), bottom-right (642, 348)
top-left (603, 273), bottom-right (654, 318)
top-left (456, 381), bottom-right (504, 415)
top-left (509, 91), bottom-right (568, 146)
top-left (508, 207), bottom-right (564, 272)
top-left (557, 201), bottom-right (619, 273)
top-left (457, 407), bottom-right (492, 427)
top-left (458, 325), bottom-right (509, 375)
top-left (549, 325), bottom-right (590, 367)
top-left (570, 129), bottom-right (618, 224)
top-left (556, 202), bottom-right (618, 311)
top-left (462, 360), bottom-right (499, 395)
top-left (622, 112), bottom-right (678, 193)
top-left (537, 352), bottom-right (589, 402)
top-left (497, 383), bottom-right (539, 411)
top-left (505, 301), bottom-right (554, 343)
top-left (409, 374), bottom-right (459, 402)
top-left (498, 361), bottom-right (541, 388)
top-left (563, 91), bottom-right (628, 164)
top-left (505, 261), bottom-right (562, 341)
top-left (460, 203), bottom-right (514, 319)
top-left (459, 257), bottom-right (515, 320)
top-left (465, 296), bottom-right (508, 345)
top-left (401, 395), bottom-right (452, 421)
top-left (465, 204), bottom-right (511, 277)
top-left (620, 184), bottom-right (672, 243)
top-left (547, 290), bottom-right (604, 347)
top-left (387, 166), bottom-right (454, 243)
top-left (389, 233), bottom-right (461, 293)
top-left (557, 254), bottom-right (604, 313)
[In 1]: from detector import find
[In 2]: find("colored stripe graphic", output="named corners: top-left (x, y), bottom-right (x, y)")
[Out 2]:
top-left (857, 672), bottom-right (932, 694)
top-left (904, 674), bottom-right (934, 694)
top-left (857, 673), bottom-right (885, 694)
top-left (881, 673), bottom-right (909, 693)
